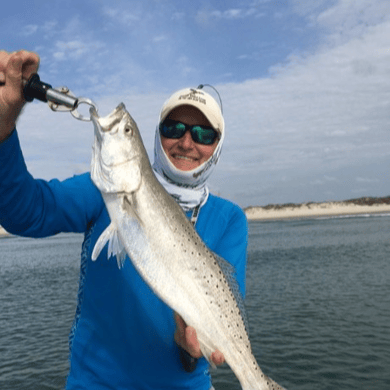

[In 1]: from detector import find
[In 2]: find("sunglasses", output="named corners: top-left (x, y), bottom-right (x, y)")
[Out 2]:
top-left (159, 119), bottom-right (219, 145)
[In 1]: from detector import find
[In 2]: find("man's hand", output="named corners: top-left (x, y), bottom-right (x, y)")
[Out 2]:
top-left (0, 50), bottom-right (40, 141)
top-left (174, 313), bottom-right (225, 366)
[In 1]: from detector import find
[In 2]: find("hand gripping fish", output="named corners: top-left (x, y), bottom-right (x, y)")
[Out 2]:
top-left (90, 103), bottom-right (286, 390)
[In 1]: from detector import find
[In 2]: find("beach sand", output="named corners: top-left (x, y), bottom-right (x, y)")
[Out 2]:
top-left (245, 198), bottom-right (390, 221)
top-left (0, 226), bottom-right (11, 237)
top-left (1, 199), bottom-right (389, 232)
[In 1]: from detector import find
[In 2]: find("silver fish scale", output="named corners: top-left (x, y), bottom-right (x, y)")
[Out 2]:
top-left (214, 253), bottom-right (250, 335)
top-left (167, 212), bottom-right (251, 343)
top-left (172, 223), bottom-right (258, 364)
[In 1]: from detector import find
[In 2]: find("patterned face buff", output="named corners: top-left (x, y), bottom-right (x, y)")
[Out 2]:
top-left (152, 87), bottom-right (225, 211)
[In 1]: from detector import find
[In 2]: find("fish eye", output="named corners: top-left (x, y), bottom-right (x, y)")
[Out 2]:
top-left (125, 127), bottom-right (133, 136)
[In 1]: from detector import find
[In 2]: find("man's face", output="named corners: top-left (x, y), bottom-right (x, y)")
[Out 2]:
top-left (160, 105), bottom-right (219, 171)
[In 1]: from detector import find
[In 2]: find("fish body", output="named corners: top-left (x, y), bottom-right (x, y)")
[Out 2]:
top-left (90, 103), bottom-right (286, 390)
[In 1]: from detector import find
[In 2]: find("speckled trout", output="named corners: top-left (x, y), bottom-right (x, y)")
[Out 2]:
top-left (90, 103), bottom-right (286, 390)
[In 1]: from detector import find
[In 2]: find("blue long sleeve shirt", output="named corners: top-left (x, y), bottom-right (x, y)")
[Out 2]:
top-left (0, 130), bottom-right (248, 390)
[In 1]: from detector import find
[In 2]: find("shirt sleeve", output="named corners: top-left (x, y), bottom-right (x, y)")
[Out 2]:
top-left (0, 129), bottom-right (103, 237)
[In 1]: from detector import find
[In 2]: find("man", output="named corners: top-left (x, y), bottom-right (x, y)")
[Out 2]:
top-left (0, 50), bottom-right (248, 389)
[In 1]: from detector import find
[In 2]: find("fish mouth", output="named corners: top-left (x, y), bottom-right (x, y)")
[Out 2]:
top-left (91, 102), bottom-right (128, 145)
top-left (91, 103), bottom-right (127, 133)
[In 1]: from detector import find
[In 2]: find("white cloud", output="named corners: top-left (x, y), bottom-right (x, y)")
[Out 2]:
top-left (6, 0), bottom-right (390, 207)
top-left (209, 3), bottom-right (390, 204)
top-left (356, 177), bottom-right (380, 183)
top-left (196, 5), bottom-right (265, 24)
top-left (103, 8), bottom-right (139, 25)
top-left (153, 35), bottom-right (167, 43)
top-left (20, 24), bottom-right (38, 36)
top-left (53, 40), bottom-right (88, 60)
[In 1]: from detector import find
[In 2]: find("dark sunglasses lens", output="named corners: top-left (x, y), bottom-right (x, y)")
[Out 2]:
top-left (160, 120), bottom-right (218, 145)
top-left (191, 126), bottom-right (218, 145)
top-left (160, 121), bottom-right (186, 139)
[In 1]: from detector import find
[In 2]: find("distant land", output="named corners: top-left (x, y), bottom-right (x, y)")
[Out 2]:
top-left (245, 196), bottom-right (390, 220)
top-left (1, 196), bottom-right (390, 237)
top-left (0, 226), bottom-right (11, 237)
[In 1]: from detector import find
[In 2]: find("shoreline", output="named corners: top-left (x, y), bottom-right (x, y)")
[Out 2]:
top-left (245, 198), bottom-right (390, 221)
top-left (1, 199), bottom-right (390, 232)
top-left (0, 226), bottom-right (12, 238)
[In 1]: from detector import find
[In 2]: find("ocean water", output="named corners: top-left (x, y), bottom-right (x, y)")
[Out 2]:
top-left (1, 214), bottom-right (389, 389)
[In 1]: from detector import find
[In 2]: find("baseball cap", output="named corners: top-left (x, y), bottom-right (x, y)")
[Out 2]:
top-left (159, 87), bottom-right (224, 135)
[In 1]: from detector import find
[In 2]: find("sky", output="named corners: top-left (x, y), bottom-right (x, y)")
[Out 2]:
top-left (2, 0), bottom-right (390, 208)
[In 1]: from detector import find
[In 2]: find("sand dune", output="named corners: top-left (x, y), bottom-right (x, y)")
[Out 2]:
top-left (0, 226), bottom-right (10, 237)
top-left (245, 197), bottom-right (390, 221)
top-left (1, 198), bottom-right (390, 234)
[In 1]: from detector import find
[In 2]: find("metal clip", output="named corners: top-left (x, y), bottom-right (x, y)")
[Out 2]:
top-left (48, 87), bottom-right (98, 121)
top-left (71, 97), bottom-right (98, 122)
top-left (23, 74), bottom-right (98, 121)
top-left (47, 87), bottom-right (77, 112)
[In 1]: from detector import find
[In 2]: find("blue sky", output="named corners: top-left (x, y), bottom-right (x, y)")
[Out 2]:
top-left (2, 0), bottom-right (390, 207)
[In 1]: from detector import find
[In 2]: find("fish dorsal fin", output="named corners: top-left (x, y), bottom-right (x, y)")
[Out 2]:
top-left (214, 253), bottom-right (249, 336)
top-left (92, 222), bottom-right (127, 268)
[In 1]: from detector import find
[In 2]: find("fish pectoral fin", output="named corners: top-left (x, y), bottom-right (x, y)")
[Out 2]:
top-left (198, 340), bottom-right (217, 369)
top-left (92, 223), bottom-right (126, 268)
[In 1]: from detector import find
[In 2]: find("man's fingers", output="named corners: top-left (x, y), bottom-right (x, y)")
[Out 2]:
top-left (20, 50), bottom-right (40, 79)
top-left (211, 350), bottom-right (225, 366)
top-left (0, 50), bottom-right (39, 108)
top-left (5, 53), bottom-right (25, 103)
top-left (0, 50), bottom-right (39, 139)
top-left (7, 51), bottom-right (39, 96)
top-left (184, 326), bottom-right (202, 358)
top-left (174, 312), bottom-right (225, 364)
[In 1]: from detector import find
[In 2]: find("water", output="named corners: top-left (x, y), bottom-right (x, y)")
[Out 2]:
top-left (0, 233), bottom-right (83, 390)
top-left (1, 215), bottom-right (390, 389)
